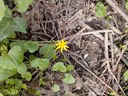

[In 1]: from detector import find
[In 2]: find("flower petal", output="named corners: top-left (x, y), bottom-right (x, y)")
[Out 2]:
top-left (56, 46), bottom-right (61, 50)
top-left (60, 48), bottom-right (63, 52)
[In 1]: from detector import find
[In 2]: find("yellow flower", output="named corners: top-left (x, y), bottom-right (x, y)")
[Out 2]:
top-left (55, 39), bottom-right (69, 52)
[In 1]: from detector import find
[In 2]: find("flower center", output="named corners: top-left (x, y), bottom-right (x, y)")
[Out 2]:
top-left (60, 43), bottom-right (65, 48)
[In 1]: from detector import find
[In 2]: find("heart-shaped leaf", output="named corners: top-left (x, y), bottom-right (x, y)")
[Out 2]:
top-left (39, 44), bottom-right (56, 59)
top-left (52, 84), bottom-right (60, 92)
top-left (63, 73), bottom-right (75, 84)
top-left (30, 58), bottom-right (50, 71)
top-left (0, 46), bottom-right (24, 69)
top-left (52, 62), bottom-right (67, 73)
top-left (25, 41), bottom-right (39, 53)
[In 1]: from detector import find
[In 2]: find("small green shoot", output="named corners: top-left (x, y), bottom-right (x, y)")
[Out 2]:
top-left (95, 1), bottom-right (107, 18)
top-left (67, 65), bottom-right (74, 71)
top-left (123, 70), bottom-right (128, 81)
top-left (63, 73), bottom-right (75, 84)
top-left (21, 83), bottom-right (27, 90)
top-left (52, 84), bottom-right (60, 92)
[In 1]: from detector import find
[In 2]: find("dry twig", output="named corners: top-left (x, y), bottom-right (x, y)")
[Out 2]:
top-left (105, 0), bottom-right (128, 22)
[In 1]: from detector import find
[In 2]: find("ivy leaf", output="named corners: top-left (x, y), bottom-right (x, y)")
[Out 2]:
top-left (21, 72), bottom-right (32, 81)
top-left (14, 0), bottom-right (33, 13)
top-left (17, 63), bottom-right (27, 75)
top-left (52, 84), bottom-right (60, 92)
top-left (123, 70), bottom-right (128, 81)
top-left (30, 58), bottom-right (50, 71)
top-left (66, 65), bottom-right (74, 71)
top-left (0, 46), bottom-right (24, 81)
top-left (63, 73), bottom-right (75, 84)
top-left (4, 7), bottom-right (12, 18)
top-left (8, 46), bottom-right (24, 64)
top-left (0, 7), bottom-right (16, 41)
top-left (39, 44), bottom-right (56, 59)
top-left (12, 17), bottom-right (27, 33)
top-left (0, 46), bottom-right (24, 69)
top-left (0, 17), bottom-right (15, 41)
top-left (52, 62), bottom-right (67, 73)
top-left (95, 2), bottom-right (107, 18)
top-left (25, 41), bottom-right (39, 53)
top-left (0, 0), bottom-right (5, 22)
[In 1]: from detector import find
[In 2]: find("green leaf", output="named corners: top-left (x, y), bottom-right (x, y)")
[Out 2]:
top-left (17, 63), bottom-right (27, 75)
top-left (63, 73), bottom-right (75, 84)
top-left (22, 72), bottom-right (32, 81)
top-left (39, 77), bottom-right (45, 85)
top-left (52, 84), bottom-right (60, 92)
top-left (6, 79), bottom-right (22, 88)
top-left (52, 62), bottom-right (67, 73)
top-left (25, 41), bottom-right (39, 53)
top-left (0, 17), bottom-right (15, 41)
top-left (0, 46), bottom-right (24, 81)
top-left (0, 69), bottom-right (17, 81)
top-left (95, 2), bottom-right (107, 18)
top-left (4, 7), bottom-right (12, 18)
top-left (35, 91), bottom-right (41, 96)
top-left (0, 6), bottom-right (17, 41)
top-left (0, 6), bottom-right (16, 41)
top-left (10, 40), bottom-right (27, 52)
top-left (0, 45), bottom-right (8, 55)
top-left (39, 44), bottom-right (56, 59)
top-left (0, 46), bottom-right (24, 69)
top-left (30, 58), bottom-right (50, 71)
top-left (67, 65), bottom-right (74, 71)
top-left (0, 0), bottom-right (5, 22)
top-left (0, 93), bottom-right (4, 96)
top-left (0, 55), bottom-right (17, 69)
top-left (8, 46), bottom-right (24, 64)
top-left (21, 83), bottom-right (27, 90)
top-left (12, 17), bottom-right (27, 33)
top-left (14, 0), bottom-right (33, 13)
top-left (123, 70), bottom-right (128, 81)
top-left (4, 88), bottom-right (18, 95)
top-left (126, 1), bottom-right (128, 11)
